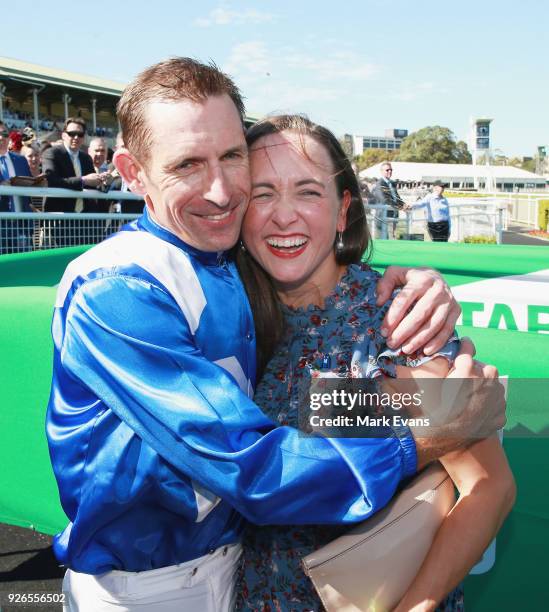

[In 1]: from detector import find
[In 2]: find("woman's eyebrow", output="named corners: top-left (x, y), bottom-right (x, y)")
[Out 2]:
top-left (295, 179), bottom-right (325, 188)
top-left (251, 181), bottom-right (275, 189)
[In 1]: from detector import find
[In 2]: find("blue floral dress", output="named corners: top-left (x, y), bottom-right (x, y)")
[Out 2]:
top-left (235, 264), bottom-right (463, 612)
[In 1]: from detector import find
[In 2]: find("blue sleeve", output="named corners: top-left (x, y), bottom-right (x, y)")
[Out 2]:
top-left (410, 196), bottom-right (428, 209)
top-left (55, 275), bottom-right (417, 526)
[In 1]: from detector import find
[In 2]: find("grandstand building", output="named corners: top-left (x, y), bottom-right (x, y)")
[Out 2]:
top-left (0, 56), bottom-right (124, 141)
top-left (0, 56), bottom-right (259, 144)
top-left (344, 129), bottom-right (408, 156)
top-left (359, 161), bottom-right (546, 192)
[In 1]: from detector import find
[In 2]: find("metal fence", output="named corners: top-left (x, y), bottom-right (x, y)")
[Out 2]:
top-left (0, 185), bottom-right (143, 255)
top-left (0, 185), bottom-right (513, 256)
top-left (365, 199), bottom-right (507, 243)
top-left (0, 212), bottom-right (141, 254)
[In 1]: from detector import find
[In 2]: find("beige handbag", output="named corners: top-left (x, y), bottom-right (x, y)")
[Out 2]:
top-left (302, 463), bottom-right (455, 612)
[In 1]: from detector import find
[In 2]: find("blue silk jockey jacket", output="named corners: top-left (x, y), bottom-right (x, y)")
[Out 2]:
top-left (46, 208), bottom-right (417, 574)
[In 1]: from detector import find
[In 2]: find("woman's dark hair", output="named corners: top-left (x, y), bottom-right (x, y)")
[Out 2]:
top-left (236, 114), bottom-right (371, 376)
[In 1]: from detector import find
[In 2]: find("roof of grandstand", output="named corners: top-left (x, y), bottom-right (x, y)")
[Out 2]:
top-left (0, 56), bottom-right (124, 96)
top-left (0, 56), bottom-right (260, 124)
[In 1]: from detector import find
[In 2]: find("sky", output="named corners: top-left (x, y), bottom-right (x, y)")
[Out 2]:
top-left (3, 0), bottom-right (546, 156)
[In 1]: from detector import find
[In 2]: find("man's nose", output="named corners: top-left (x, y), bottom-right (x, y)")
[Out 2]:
top-left (203, 167), bottom-right (231, 207)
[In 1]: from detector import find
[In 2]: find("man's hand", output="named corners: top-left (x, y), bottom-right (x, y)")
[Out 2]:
top-left (414, 338), bottom-right (507, 470)
top-left (82, 173), bottom-right (103, 188)
top-left (376, 266), bottom-right (460, 355)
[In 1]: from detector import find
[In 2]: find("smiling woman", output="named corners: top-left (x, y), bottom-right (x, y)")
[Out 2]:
top-left (242, 114), bottom-right (370, 309)
top-left (234, 114), bottom-right (514, 612)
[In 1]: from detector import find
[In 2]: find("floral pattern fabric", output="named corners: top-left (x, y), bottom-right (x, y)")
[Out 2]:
top-left (235, 263), bottom-right (462, 612)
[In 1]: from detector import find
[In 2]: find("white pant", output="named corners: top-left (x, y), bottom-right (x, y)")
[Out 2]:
top-left (62, 543), bottom-right (241, 612)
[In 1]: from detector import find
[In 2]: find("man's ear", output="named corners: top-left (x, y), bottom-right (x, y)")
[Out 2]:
top-left (337, 189), bottom-right (352, 232)
top-left (113, 148), bottom-right (147, 195)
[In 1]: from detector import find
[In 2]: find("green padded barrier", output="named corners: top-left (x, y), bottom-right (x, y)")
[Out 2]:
top-left (0, 241), bottom-right (547, 610)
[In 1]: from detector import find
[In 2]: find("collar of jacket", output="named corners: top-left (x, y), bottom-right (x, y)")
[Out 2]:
top-left (138, 206), bottom-right (229, 266)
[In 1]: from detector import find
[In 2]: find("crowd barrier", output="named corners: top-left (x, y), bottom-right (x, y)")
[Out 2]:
top-left (0, 186), bottom-right (511, 255)
top-left (0, 226), bottom-right (548, 610)
top-left (0, 184), bottom-right (143, 254)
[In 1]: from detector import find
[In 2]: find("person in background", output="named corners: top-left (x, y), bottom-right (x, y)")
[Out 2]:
top-left (21, 126), bottom-right (37, 148)
top-left (0, 121), bottom-right (32, 253)
top-left (106, 131), bottom-right (144, 215)
top-left (20, 142), bottom-right (48, 246)
top-left (8, 130), bottom-right (23, 153)
top-left (88, 137), bottom-right (109, 173)
top-left (42, 118), bottom-right (108, 245)
top-left (20, 143), bottom-right (42, 177)
top-left (372, 161), bottom-right (405, 238)
top-left (405, 180), bottom-right (451, 242)
top-left (42, 117), bottom-right (106, 213)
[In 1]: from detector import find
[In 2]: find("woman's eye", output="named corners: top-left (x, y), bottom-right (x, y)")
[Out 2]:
top-left (252, 192), bottom-right (272, 200)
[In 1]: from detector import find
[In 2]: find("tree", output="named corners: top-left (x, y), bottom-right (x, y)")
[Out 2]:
top-left (354, 148), bottom-right (396, 172)
top-left (520, 157), bottom-right (536, 173)
top-left (396, 126), bottom-right (472, 164)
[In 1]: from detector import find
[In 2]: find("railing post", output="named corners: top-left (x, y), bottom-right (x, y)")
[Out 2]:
top-left (369, 209), bottom-right (377, 239)
top-left (0, 84), bottom-right (5, 122)
top-left (380, 205), bottom-right (388, 240)
top-left (12, 195), bottom-right (24, 213)
top-left (32, 88), bottom-right (40, 132)
top-left (91, 98), bottom-right (97, 134)
top-left (63, 93), bottom-right (71, 121)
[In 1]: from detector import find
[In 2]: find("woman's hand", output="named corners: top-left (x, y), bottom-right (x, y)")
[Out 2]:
top-left (389, 350), bottom-right (515, 612)
top-left (376, 266), bottom-right (460, 355)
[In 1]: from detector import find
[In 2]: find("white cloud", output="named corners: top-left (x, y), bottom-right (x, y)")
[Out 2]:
top-left (224, 41), bottom-right (270, 75)
top-left (223, 41), bottom-right (374, 116)
top-left (193, 7), bottom-right (276, 27)
top-left (283, 50), bottom-right (377, 81)
top-left (225, 41), bottom-right (378, 83)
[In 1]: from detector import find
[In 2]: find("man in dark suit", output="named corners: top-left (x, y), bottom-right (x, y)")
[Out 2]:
top-left (42, 117), bottom-right (107, 246)
top-left (372, 161), bottom-right (405, 239)
top-left (0, 120), bottom-right (32, 254)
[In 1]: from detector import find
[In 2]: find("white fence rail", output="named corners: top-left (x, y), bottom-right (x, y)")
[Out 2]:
top-left (0, 212), bottom-right (141, 254)
top-left (0, 185), bottom-right (514, 255)
top-left (365, 199), bottom-right (508, 243)
top-left (0, 185), bottom-right (144, 255)
top-left (0, 184), bottom-right (144, 212)
top-left (448, 193), bottom-right (545, 229)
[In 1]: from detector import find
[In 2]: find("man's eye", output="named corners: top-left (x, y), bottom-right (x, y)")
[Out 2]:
top-left (300, 190), bottom-right (321, 197)
top-left (223, 151), bottom-right (244, 161)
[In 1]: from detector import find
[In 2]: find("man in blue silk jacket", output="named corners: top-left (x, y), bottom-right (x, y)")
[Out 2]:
top-left (46, 58), bottom-right (498, 611)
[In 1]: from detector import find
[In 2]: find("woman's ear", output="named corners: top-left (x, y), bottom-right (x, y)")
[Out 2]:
top-left (113, 148), bottom-right (147, 196)
top-left (337, 190), bottom-right (352, 232)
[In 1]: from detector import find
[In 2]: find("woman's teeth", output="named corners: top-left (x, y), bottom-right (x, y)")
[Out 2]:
top-left (266, 237), bottom-right (308, 248)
